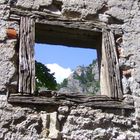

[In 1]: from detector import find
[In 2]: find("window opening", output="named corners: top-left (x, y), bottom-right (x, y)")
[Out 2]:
top-left (17, 16), bottom-right (123, 100)
top-left (35, 43), bottom-right (100, 96)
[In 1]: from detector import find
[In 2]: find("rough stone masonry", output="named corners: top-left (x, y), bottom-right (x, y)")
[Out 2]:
top-left (0, 0), bottom-right (140, 139)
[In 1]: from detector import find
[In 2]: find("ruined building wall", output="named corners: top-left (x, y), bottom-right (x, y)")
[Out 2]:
top-left (0, 0), bottom-right (140, 139)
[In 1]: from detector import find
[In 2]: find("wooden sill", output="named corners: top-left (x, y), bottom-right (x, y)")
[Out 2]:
top-left (7, 93), bottom-right (134, 110)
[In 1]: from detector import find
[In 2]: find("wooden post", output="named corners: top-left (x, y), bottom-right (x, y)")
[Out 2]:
top-left (18, 16), bottom-right (35, 94)
top-left (100, 29), bottom-right (123, 99)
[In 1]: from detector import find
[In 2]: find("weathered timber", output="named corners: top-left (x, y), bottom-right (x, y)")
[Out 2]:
top-left (35, 22), bottom-right (101, 49)
top-left (56, 93), bottom-right (113, 102)
top-left (10, 10), bottom-right (102, 49)
top-left (8, 94), bottom-right (133, 110)
top-left (100, 29), bottom-right (123, 99)
top-left (18, 16), bottom-right (35, 94)
top-left (10, 8), bottom-right (105, 32)
top-left (10, 7), bottom-right (61, 19)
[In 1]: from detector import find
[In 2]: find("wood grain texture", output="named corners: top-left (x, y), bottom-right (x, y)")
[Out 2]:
top-left (18, 16), bottom-right (35, 94)
top-left (10, 8), bottom-right (105, 32)
top-left (16, 15), bottom-right (122, 100)
top-left (100, 29), bottom-right (123, 99)
top-left (8, 94), bottom-right (133, 110)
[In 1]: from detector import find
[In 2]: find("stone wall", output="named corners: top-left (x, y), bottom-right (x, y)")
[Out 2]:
top-left (0, 0), bottom-right (140, 139)
top-left (0, 95), bottom-right (139, 140)
top-left (0, 4), bottom-right (18, 93)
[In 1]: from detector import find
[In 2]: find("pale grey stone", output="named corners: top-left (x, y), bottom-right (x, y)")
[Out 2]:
top-left (134, 96), bottom-right (140, 128)
top-left (134, 132), bottom-right (140, 140)
top-left (98, 14), bottom-right (110, 23)
top-left (0, 21), bottom-right (7, 41)
top-left (0, 40), bottom-right (17, 92)
top-left (0, 95), bottom-right (7, 108)
top-left (0, 0), bottom-right (8, 4)
top-left (116, 133), bottom-right (127, 140)
top-left (106, 7), bottom-right (130, 21)
top-left (58, 106), bottom-right (69, 115)
top-left (0, 5), bottom-right (10, 19)
top-left (33, 0), bottom-right (52, 9)
top-left (16, 0), bottom-right (34, 9)
top-left (40, 112), bottom-right (48, 128)
top-left (48, 112), bottom-right (60, 139)
top-left (122, 76), bottom-right (131, 94)
top-left (58, 114), bottom-right (65, 121)
top-left (62, 0), bottom-right (106, 19)
top-left (123, 95), bottom-right (134, 105)
top-left (0, 61), bottom-right (16, 91)
top-left (107, 0), bottom-right (133, 10)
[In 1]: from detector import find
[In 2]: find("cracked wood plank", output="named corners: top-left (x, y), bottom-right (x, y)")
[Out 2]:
top-left (8, 94), bottom-right (133, 110)
top-left (10, 8), bottom-right (105, 32)
top-left (100, 29), bottom-right (123, 99)
top-left (18, 16), bottom-right (35, 94)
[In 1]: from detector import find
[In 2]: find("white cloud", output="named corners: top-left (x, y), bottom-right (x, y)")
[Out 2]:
top-left (46, 63), bottom-right (73, 84)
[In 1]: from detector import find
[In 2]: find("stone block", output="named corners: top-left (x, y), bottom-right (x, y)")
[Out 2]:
top-left (0, 59), bottom-right (16, 91)
top-left (0, 21), bottom-right (7, 41)
top-left (123, 95), bottom-right (134, 105)
top-left (0, 0), bottom-right (8, 4)
top-left (0, 95), bottom-right (7, 108)
top-left (58, 106), bottom-right (69, 115)
top-left (48, 112), bottom-right (61, 139)
top-left (16, 0), bottom-right (34, 9)
top-left (33, 0), bottom-right (53, 10)
top-left (0, 5), bottom-right (10, 19)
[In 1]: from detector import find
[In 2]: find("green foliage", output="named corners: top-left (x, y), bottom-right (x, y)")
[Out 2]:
top-left (61, 78), bottom-right (68, 87)
top-left (92, 59), bottom-right (97, 65)
top-left (74, 72), bottom-right (87, 84)
top-left (73, 66), bottom-right (95, 86)
top-left (86, 92), bottom-right (96, 96)
top-left (35, 61), bottom-right (57, 91)
top-left (86, 68), bottom-right (94, 83)
top-left (57, 78), bottom-right (68, 90)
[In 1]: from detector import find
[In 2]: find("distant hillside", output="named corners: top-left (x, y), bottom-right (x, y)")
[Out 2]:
top-left (58, 60), bottom-right (100, 95)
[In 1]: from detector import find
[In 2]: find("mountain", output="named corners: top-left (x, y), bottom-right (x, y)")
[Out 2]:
top-left (58, 60), bottom-right (100, 95)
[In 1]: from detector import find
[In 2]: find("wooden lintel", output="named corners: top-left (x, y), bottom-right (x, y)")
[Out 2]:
top-left (10, 7), bottom-right (105, 32)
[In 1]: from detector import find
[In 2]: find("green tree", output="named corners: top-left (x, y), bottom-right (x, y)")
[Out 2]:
top-left (57, 78), bottom-right (68, 90)
top-left (60, 78), bottom-right (68, 87)
top-left (35, 61), bottom-right (57, 91)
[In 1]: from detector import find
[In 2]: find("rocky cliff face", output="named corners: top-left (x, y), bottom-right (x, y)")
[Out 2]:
top-left (58, 60), bottom-right (100, 95)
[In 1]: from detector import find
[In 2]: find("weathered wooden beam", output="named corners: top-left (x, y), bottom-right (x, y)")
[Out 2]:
top-left (8, 94), bottom-right (133, 110)
top-left (10, 7), bottom-right (105, 32)
top-left (100, 29), bottom-right (123, 99)
top-left (10, 7), bottom-right (61, 19)
top-left (18, 17), bottom-right (35, 94)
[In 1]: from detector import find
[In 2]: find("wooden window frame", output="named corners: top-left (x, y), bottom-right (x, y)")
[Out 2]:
top-left (18, 16), bottom-right (123, 100)
top-left (100, 30), bottom-right (122, 99)
top-left (7, 14), bottom-right (136, 114)
top-left (18, 17), bottom-right (35, 94)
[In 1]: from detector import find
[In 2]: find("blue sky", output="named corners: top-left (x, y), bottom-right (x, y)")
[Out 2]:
top-left (35, 43), bottom-right (97, 70)
top-left (35, 43), bottom-right (97, 83)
